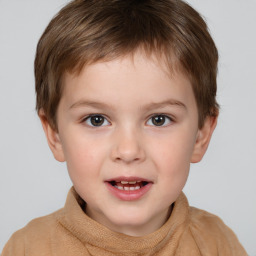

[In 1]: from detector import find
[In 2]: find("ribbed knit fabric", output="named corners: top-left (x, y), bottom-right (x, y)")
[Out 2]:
top-left (2, 187), bottom-right (247, 256)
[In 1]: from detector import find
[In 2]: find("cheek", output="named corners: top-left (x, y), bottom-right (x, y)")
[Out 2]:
top-left (150, 130), bottom-right (196, 180)
top-left (150, 135), bottom-right (193, 204)
top-left (154, 132), bottom-right (195, 161)
top-left (62, 138), bottom-right (107, 203)
top-left (61, 135), bottom-right (104, 180)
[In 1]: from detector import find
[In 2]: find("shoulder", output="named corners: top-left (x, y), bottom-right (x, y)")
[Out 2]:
top-left (187, 206), bottom-right (247, 255)
top-left (1, 209), bottom-right (62, 256)
top-left (188, 206), bottom-right (229, 233)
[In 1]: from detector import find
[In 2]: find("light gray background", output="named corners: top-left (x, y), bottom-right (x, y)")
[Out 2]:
top-left (0, 0), bottom-right (255, 254)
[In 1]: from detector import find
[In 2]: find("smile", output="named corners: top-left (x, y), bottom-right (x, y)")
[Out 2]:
top-left (109, 180), bottom-right (149, 191)
top-left (105, 177), bottom-right (153, 201)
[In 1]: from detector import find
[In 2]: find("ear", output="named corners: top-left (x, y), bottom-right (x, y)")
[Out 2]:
top-left (39, 110), bottom-right (65, 162)
top-left (190, 116), bottom-right (218, 163)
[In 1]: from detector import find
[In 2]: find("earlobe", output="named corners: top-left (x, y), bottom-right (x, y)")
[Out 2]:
top-left (39, 110), bottom-right (65, 162)
top-left (191, 116), bottom-right (218, 163)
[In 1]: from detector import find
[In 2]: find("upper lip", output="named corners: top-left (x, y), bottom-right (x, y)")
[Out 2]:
top-left (105, 176), bottom-right (153, 183)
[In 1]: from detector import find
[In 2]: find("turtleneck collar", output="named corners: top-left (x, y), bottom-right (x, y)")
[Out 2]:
top-left (57, 187), bottom-right (189, 255)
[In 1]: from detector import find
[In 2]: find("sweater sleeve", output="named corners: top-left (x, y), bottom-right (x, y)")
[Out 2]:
top-left (1, 230), bottom-right (25, 256)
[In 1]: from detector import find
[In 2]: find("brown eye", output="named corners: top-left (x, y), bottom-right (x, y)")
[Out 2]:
top-left (152, 115), bottom-right (165, 126)
top-left (147, 115), bottom-right (172, 127)
top-left (85, 115), bottom-right (109, 127)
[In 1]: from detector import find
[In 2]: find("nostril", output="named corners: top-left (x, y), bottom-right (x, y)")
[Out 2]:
top-left (111, 136), bottom-right (145, 163)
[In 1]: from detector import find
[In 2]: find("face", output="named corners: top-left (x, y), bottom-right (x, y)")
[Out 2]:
top-left (41, 52), bottom-right (216, 236)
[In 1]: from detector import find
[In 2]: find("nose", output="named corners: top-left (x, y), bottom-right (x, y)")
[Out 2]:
top-left (110, 127), bottom-right (146, 164)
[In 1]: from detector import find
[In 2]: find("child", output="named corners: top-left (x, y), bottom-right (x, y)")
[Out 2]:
top-left (2, 0), bottom-right (247, 255)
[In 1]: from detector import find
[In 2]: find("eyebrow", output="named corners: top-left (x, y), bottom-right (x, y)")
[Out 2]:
top-left (70, 100), bottom-right (115, 110)
top-left (142, 99), bottom-right (187, 111)
top-left (69, 99), bottom-right (186, 111)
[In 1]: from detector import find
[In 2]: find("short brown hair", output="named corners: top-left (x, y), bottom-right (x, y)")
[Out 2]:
top-left (35, 0), bottom-right (219, 130)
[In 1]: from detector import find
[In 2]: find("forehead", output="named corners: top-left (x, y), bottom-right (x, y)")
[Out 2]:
top-left (65, 50), bottom-right (189, 86)
top-left (68, 47), bottom-right (187, 82)
top-left (60, 52), bottom-right (196, 111)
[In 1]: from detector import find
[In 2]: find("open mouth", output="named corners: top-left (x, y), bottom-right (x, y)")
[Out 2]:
top-left (105, 177), bottom-right (153, 200)
top-left (108, 180), bottom-right (149, 191)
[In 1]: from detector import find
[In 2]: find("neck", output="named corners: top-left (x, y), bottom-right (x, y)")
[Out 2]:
top-left (85, 203), bottom-right (173, 237)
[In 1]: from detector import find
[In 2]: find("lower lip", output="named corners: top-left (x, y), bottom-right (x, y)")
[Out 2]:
top-left (105, 182), bottom-right (153, 201)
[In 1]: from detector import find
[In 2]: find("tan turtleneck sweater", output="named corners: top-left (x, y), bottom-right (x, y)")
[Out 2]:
top-left (2, 187), bottom-right (247, 256)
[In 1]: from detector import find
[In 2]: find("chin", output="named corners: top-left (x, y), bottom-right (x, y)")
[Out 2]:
top-left (106, 208), bottom-right (152, 229)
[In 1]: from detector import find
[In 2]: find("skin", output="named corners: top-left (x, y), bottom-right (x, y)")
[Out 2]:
top-left (40, 52), bottom-right (217, 237)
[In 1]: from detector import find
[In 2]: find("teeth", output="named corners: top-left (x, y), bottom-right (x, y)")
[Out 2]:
top-left (120, 181), bottom-right (140, 184)
top-left (115, 185), bottom-right (141, 191)
top-left (112, 180), bottom-right (146, 191)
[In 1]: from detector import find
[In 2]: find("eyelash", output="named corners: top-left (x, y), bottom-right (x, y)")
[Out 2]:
top-left (146, 114), bottom-right (173, 127)
top-left (82, 114), bottom-right (174, 127)
top-left (83, 114), bottom-right (110, 127)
